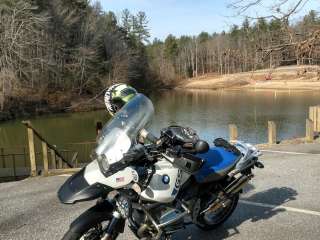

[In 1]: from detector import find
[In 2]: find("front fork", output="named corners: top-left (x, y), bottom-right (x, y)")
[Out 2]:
top-left (100, 209), bottom-right (126, 240)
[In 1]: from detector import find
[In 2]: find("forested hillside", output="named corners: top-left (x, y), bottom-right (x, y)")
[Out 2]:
top-left (148, 10), bottom-right (320, 84)
top-left (0, 0), bottom-right (154, 117)
top-left (0, 0), bottom-right (319, 120)
top-left (2, 0), bottom-right (155, 92)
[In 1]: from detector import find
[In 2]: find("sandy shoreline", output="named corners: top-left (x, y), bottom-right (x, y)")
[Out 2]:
top-left (178, 65), bottom-right (320, 91)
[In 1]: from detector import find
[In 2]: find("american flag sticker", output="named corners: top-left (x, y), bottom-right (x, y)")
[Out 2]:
top-left (116, 177), bottom-right (125, 182)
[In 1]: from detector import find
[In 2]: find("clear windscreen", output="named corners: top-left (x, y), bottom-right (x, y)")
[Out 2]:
top-left (95, 94), bottom-right (154, 170)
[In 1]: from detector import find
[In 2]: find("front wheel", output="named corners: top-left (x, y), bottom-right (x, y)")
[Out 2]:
top-left (61, 200), bottom-right (122, 240)
top-left (62, 222), bottom-right (119, 240)
top-left (195, 193), bottom-right (239, 231)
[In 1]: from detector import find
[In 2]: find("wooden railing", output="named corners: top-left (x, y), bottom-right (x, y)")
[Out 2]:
top-left (0, 148), bottom-right (79, 181)
top-left (1, 108), bottom-right (319, 181)
top-left (0, 152), bottom-right (22, 181)
top-left (22, 121), bottom-right (75, 177)
top-left (0, 120), bottom-right (99, 181)
top-left (228, 105), bottom-right (320, 144)
top-left (309, 106), bottom-right (320, 133)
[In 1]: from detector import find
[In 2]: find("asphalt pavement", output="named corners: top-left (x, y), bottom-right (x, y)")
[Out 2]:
top-left (1, 143), bottom-right (320, 240)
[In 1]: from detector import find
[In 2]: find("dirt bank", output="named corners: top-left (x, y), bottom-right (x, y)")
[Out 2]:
top-left (178, 65), bottom-right (320, 90)
top-left (0, 90), bottom-right (104, 122)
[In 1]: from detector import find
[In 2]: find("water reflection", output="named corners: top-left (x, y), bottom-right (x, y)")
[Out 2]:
top-left (1, 90), bottom-right (319, 150)
top-left (150, 89), bottom-right (320, 144)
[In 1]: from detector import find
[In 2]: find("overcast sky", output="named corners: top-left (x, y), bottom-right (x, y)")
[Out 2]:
top-left (97, 0), bottom-right (320, 40)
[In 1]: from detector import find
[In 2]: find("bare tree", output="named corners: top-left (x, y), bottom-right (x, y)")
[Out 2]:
top-left (228, 0), bottom-right (310, 21)
top-left (0, 0), bottom-right (47, 106)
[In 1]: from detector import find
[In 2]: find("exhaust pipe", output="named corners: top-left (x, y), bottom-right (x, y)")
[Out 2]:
top-left (225, 174), bottom-right (252, 194)
top-left (202, 174), bottom-right (252, 214)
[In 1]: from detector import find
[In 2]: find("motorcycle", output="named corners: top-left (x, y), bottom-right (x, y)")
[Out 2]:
top-left (58, 93), bottom-right (264, 240)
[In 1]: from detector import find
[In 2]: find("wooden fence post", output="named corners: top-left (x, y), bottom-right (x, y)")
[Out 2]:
top-left (309, 106), bottom-right (317, 131)
top-left (58, 156), bottom-right (63, 169)
top-left (268, 121), bottom-right (277, 145)
top-left (315, 106), bottom-right (318, 131)
top-left (0, 148), bottom-right (5, 168)
top-left (50, 149), bottom-right (56, 169)
top-left (71, 152), bottom-right (78, 168)
top-left (309, 106), bottom-right (314, 122)
top-left (317, 106), bottom-right (320, 132)
top-left (306, 118), bottom-right (314, 142)
top-left (26, 122), bottom-right (37, 177)
top-left (229, 124), bottom-right (238, 142)
top-left (42, 141), bottom-right (49, 176)
top-left (22, 121), bottom-right (73, 168)
top-left (23, 147), bottom-right (27, 168)
top-left (12, 155), bottom-right (17, 180)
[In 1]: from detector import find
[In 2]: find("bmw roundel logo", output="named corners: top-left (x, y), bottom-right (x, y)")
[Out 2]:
top-left (162, 175), bottom-right (170, 184)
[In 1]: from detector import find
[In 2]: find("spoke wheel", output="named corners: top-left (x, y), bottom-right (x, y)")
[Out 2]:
top-left (62, 222), bottom-right (118, 240)
top-left (79, 225), bottom-right (103, 240)
top-left (195, 193), bottom-right (239, 231)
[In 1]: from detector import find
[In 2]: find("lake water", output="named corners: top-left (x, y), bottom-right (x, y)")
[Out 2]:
top-left (1, 89), bottom-right (319, 165)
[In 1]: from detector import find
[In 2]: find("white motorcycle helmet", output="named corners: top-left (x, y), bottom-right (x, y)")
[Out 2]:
top-left (104, 83), bottom-right (138, 116)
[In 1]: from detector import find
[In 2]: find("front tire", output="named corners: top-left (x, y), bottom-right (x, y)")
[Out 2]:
top-left (195, 193), bottom-right (239, 231)
top-left (61, 230), bottom-right (81, 240)
top-left (61, 200), bottom-right (120, 240)
top-left (62, 222), bottom-right (119, 240)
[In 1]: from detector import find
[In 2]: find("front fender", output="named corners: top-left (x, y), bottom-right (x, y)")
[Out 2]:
top-left (58, 168), bottom-right (111, 204)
